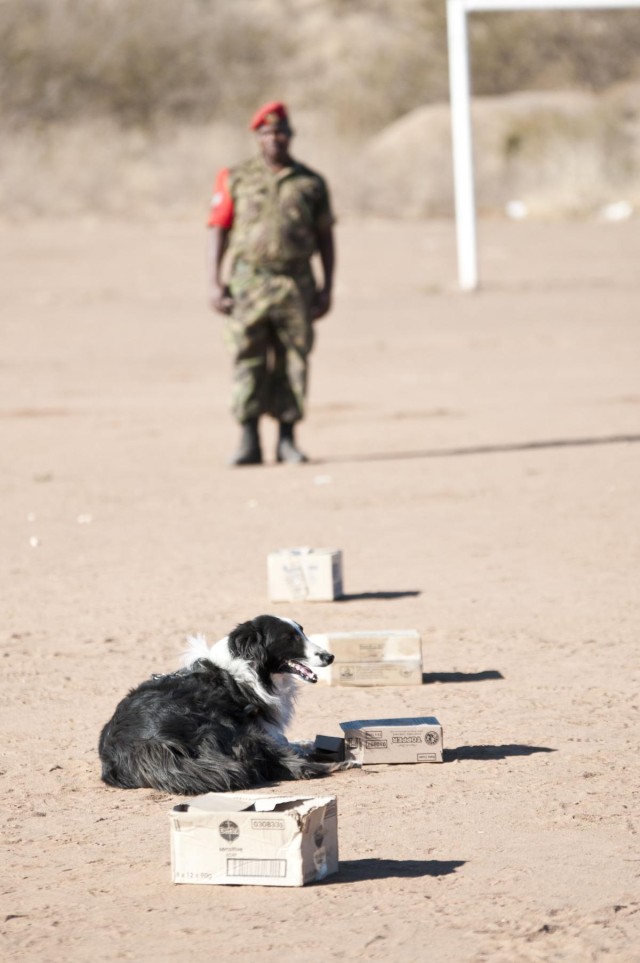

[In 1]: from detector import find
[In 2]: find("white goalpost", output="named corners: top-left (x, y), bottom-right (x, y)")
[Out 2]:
top-left (446, 0), bottom-right (640, 290)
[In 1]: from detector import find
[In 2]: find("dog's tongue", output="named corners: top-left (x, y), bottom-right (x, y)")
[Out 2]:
top-left (284, 659), bottom-right (318, 683)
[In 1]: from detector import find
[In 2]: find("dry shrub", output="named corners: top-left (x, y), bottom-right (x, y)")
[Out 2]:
top-left (2, 0), bottom-right (640, 135)
top-left (2, 0), bottom-right (640, 218)
top-left (469, 9), bottom-right (640, 96)
top-left (0, 0), bottom-right (289, 128)
top-left (0, 119), bottom-right (252, 218)
top-left (287, 1), bottom-right (449, 138)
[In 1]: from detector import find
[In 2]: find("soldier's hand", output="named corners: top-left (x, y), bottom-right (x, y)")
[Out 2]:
top-left (311, 289), bottom-right (332, 321)
top-left (210, 283), bottom-right (234, 315)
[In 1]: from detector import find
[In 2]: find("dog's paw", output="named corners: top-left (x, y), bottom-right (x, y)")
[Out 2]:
top-left (288, 739), bottom-right (316, 758)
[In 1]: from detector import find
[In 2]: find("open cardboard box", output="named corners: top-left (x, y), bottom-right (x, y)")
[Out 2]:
top-left (169, 793), bottom-right (338, 886)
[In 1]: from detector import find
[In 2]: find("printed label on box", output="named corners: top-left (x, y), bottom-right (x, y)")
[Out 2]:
top-left (340, 717), bottom-right (443, 764)
top-left (317, 659), bottom-right (423, 687)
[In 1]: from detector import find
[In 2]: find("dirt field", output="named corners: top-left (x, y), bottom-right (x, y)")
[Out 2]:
top-left (2, 216), bottom-right (639, 962)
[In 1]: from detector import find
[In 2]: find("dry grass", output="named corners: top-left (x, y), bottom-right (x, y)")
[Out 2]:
top-left (470, 9), bottom-right (640, 96)
top-left (0, 120), bottom-right (252, 219)
top-left (0, 0), bottom-right (288, 128)
top-left (2, 0), bottom-right (640, 132)
top-left (2, 0), bottom-right (640, 218)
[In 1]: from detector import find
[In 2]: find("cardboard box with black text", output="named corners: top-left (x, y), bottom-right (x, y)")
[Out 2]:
top-left (311, 630), bottom-right (423, 686)
top-left (339, 717), bottom-right (443, 764)
top-left (169, 794), bottom-right (338, 886)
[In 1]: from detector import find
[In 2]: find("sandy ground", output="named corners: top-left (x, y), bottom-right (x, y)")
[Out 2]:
top-left (1, 215), bottom-right (639, 962)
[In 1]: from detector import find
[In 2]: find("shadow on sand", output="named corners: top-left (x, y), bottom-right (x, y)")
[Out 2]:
top-left (328, 858), bottom-right (466, 884)
top-left (321, 433), bottom-right (640, 466)
top-left (423, 670), bottom-right (504, 684)
top-left (338, 590), bottom-right (421, 602)
top-left (445, 744), bottom-right (556, 762)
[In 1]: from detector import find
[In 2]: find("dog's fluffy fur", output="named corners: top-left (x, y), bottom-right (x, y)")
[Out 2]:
top-left (98, 614), bottom-right (343, 795)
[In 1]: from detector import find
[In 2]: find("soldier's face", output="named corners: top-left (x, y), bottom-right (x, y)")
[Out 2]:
top-left (258, 124), bottom-right (292, 168)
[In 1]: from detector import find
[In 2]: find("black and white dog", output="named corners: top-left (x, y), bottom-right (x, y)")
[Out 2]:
top-left (98, 614), bottom-right (345, 795)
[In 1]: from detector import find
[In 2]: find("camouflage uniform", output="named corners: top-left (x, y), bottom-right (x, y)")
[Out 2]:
top-left (223, 156), bottom-right (334, 424)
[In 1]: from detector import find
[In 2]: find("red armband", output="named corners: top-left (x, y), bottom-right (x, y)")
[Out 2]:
top-left (207, 167), bottom-right (234, 229)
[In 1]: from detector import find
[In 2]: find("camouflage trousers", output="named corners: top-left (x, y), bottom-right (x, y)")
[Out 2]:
top-left (224, 260), bottom-right (317, 424)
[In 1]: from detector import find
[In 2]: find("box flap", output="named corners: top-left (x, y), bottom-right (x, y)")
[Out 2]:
top-left (273, 547), bottom-right (339, 557)
top-left (316, 630), bottom-right (419, 640)
top-left (252, 796), bottom-right (317, 813)
top-left (173, 794), bottom-right (258, 814)
top-left (175, 794), bottom-right (336, 818)
top-left (340, 716), bottom-right (440, 730)
top-left (255, 796), bottom-right (335, 818)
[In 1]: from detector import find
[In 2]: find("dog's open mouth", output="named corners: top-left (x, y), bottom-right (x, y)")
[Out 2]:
top-left (281, 659), bottom-right (318, 683)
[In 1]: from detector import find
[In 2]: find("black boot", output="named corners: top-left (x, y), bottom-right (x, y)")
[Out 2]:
top-left (228, 418), bottom-right (262, 466)
top-left (276, 421), bottom-right (308, 464)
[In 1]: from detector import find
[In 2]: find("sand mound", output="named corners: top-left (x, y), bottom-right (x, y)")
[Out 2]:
top-left (352, 83), bottom-right (640, 218)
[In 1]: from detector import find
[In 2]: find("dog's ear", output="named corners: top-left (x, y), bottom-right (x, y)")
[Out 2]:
top-left (228, 620), bottom-right (264, 663)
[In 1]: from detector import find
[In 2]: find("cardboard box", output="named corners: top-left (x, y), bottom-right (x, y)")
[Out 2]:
top-left (311, 630), bottom-right (423, 686)
top-left (267, 548), bottom-right (343, 602)
top-left (316, 659), bottom-right (423, 686)
top-left (169, 794), bottom-right (338, 886)
top-left (311, 629), bottom-right (422, 663)
top-left (340, 717), bottom-right (443, 764)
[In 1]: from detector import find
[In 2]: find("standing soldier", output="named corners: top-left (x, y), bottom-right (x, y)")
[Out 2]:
top-left (207, 101), bottom-right (335, 466)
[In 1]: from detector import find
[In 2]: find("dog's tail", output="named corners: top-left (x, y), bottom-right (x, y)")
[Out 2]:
top-left (100, 740), bottom-right (251, 795)
top-left (99, 727), bottom-right (357, 796)
top-left (180, 633), bottom-right (211, 668)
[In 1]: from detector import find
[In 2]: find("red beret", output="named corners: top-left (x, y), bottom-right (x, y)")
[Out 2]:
top-left (249, 101), bottom-right (290, 132)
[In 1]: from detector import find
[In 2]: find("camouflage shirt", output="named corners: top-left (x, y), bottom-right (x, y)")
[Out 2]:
top-left (227, 156), bottom-right (334, 269)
